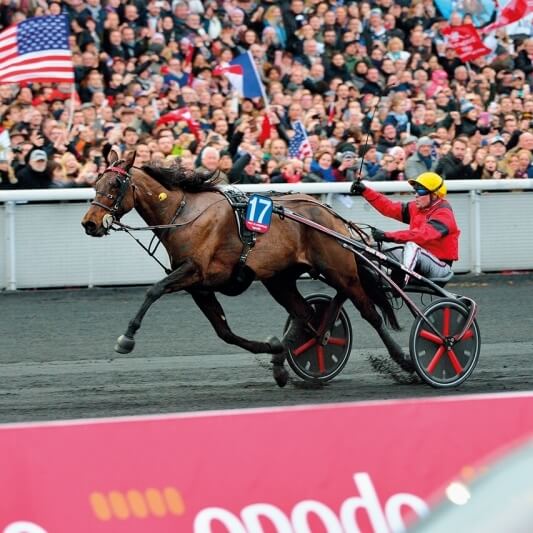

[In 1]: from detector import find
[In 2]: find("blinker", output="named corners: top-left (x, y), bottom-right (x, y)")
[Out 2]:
top-left (102, 213), bottom-right (114, 229)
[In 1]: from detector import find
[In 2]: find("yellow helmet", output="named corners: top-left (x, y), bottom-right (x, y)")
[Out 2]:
top-left (408, 172), bottom-right (447, 198)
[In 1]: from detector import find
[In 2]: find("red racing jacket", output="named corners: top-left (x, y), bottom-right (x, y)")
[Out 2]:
top-left (362, 188), bottom-right (460, 261)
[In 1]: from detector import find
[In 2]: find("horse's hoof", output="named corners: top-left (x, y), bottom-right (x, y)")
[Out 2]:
top-left (115, 335), bottom-right (135, 354)
top-left (273, 365), bottom-right (289, 388)
top-left (397, 355), bottom-right (415, 373)
top-left (266, 335), bottom-right (284, 354)
top-left (391, 351), bottom-right (416, 373)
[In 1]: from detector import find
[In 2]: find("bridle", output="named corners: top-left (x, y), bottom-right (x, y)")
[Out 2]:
top-left (91, 161), bottom-right (134, 216)
top-left (89, 159), bottom-right (184, 274)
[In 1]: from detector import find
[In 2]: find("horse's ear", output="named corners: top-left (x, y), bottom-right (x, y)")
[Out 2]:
top-left (124, 149), bottom-right (136, 170)
top-left (102, 143), bottom-right (113, 164)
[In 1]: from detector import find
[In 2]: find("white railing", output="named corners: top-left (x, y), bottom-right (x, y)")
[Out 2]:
top-left (1, 179), bottom-right (533, 290)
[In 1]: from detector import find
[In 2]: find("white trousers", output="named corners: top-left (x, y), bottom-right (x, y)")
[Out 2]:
top-left (382, 242), bottom-right (452, 281)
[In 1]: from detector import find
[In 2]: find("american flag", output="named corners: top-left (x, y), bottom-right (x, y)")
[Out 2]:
top-left (0, 15), bottom-right (74, 84)
top-left (288, 121), bottom-right (313, 159)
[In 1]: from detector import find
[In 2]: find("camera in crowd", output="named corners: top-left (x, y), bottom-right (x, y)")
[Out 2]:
top-left (340, 151), bottom-right (358, 167)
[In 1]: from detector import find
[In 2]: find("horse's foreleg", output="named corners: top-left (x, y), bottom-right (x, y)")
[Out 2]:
top-left (191, 290), bottom-right (283, 355)
top-left (115, 260), bottom-right (198, 354)
top-left (191, 290), bottom-right (287, 387)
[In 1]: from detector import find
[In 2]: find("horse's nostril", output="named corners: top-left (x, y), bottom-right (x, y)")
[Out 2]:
top-left (83, 220), bottom-right (97, 235)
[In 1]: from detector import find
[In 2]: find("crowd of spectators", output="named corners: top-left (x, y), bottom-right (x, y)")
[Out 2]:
top-left (0, 0), bottom-right (532, 190)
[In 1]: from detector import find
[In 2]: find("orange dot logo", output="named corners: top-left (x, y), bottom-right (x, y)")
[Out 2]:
top-left (90, 487), bottom-right (185, 521)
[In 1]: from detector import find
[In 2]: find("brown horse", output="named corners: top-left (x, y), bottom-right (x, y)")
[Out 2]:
top-left (81, 149), bottom-right (413, 386)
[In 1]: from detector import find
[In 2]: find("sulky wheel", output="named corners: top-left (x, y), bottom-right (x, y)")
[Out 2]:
top-left (409, 298), bottom-right (480, 388)
top-left (284, 294), bottom-right (352, 383)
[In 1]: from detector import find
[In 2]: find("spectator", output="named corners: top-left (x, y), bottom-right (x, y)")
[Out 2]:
top-left (435, 137), bottom-right (473, 180)
top-left (515, 150), bottom-right (533, 179)
top-left (0, 158), bottom-right (17, 189)
top-left (372, 153), bottom-right (402, 181)
top-left (499, 151), bottom-right (521, 178)
top-left (405, 137), bottom-right (437, 181)
top-left (481, 155), bottom-right (508, 180)
top-left (355, 143), bottom-right (381, 180)
top-left (2, 0), bottom-right (531, 191)
top-left (389, 146), bottom-right (406, 179)
top-left (197, 146), bottom-right (222, 175)
top-left (230, 154), bottom-right (264, 184)
top-left (16, 150), bottom-right (52, 189)
top-left (488, 136), bottom-right (507, 161)
top-left (377, 124), bottom-right (398, 154)
top-left (308, 150), bottom-right (335, 182)
top-left (401, 135), bottom-right (419, 158)
top-left (271, 159), bottom-right (303, 183)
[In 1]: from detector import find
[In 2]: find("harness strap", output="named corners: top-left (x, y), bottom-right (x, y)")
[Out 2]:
top-left (217, 187), bottom-right (258, 270)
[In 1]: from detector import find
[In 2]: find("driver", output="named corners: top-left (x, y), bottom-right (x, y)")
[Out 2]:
top-left (350, 172), bottom-right (460, 287)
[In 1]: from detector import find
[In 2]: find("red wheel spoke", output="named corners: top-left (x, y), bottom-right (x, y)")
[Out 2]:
top-left (447, 349), bottom-right (464, 374)
top-left (317, 345), bottom-right (325, 374)
top-left (456, 329), bottom-right (474, 341)
top-left (419, 329), bottom-right (443, 345)
top-left (327, 337), bottom-right (347, 346)
top-left (442, 307), bottom-right (451, 336)
top-left (293, 338), bottom-right (317, 356)
top-left (426, 346), bottom-right (446, 374)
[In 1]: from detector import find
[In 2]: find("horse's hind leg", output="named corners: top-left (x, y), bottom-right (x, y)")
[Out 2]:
top-left (190, 290), bottom-right (288, 387)
top-left (262, 273), bottom-right (325, 380)
top-left (115, 260), bottom-right (199, 354)
top-left (324, 268), bottom-right (414, 373)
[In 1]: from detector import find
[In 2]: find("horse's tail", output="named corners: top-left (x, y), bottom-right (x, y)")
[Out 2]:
top-left (358, 264), bottom-right (401, 331)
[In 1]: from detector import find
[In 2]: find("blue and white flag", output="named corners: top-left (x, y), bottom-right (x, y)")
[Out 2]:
top-left (435, 0), bottom-right (495, 27)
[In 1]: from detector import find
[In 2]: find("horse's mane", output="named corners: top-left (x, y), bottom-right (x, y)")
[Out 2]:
top-left (139, 162), bottom-right (221, 193)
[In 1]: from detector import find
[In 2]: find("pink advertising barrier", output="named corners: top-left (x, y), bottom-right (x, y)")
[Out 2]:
top-left (1, 392), bottom-right (532, 533)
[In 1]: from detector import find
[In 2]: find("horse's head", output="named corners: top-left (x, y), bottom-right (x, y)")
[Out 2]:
top-left (81, 148), bottom-right (136, 237)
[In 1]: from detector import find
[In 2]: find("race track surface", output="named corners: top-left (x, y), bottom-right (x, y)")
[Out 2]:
top-left (1, 274), bottom-right (532, 423)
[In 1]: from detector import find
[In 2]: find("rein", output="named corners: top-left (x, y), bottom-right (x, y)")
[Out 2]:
top-left (110, 194), bottom-right (229, 274)
top-left (111, 199), bottom-right (187, 275)
top-left (94, 164), bottom-right (372, 272)
top-left (269, 194), bottom-right (372, 244)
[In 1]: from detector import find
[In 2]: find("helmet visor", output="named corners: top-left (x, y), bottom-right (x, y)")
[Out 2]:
top-left (414, 186), bottom-right (430, 196)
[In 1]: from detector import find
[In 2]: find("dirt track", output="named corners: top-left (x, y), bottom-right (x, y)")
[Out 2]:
top-left (1, 275), bottom-right (532, 423)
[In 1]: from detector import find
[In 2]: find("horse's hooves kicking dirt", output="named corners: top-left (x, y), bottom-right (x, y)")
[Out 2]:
top-left (368, 354), bottom-right (421, 385)
top-left (115, 335), bottom-right (135, 354)
top-left (291, 379), bottom-right (325, 390)
top-left (273, 365), bottom-right (289, 388)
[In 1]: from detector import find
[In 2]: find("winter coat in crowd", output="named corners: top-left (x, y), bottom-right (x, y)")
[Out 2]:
top-left (405, 152), bottom-right (437, 181)
top-left (435, 153), bottom-right (473, 180)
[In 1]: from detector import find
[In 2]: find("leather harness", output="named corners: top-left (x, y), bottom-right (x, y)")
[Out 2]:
top-left (217, 186), bottom-right (257, 270)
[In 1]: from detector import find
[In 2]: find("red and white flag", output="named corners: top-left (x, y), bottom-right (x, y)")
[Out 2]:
top-left (156, 107), bottom-right (200, 139)
top-left (442, 24), bottom-right (491, 62)
top-left (212, 52), bottom-right (265, 100)
top-left (0, 15), bottom-right (74, 84)
top-left (481, 0), bottom-right (533, 34)
top-left (212, 63), bottom-right (246, 94)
